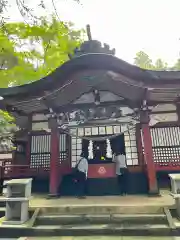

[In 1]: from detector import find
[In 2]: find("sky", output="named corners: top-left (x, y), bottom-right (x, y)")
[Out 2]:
top-left (4, 0), bottom-right (180, 66)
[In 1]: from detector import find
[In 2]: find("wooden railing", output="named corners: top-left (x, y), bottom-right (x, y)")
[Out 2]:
top-left (0, 159), bottom-right (71, 179)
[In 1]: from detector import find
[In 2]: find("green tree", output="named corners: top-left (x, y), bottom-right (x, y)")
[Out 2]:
top-left (134, 51), bottom-right (154, 70)
top-left (0, 18), bottom-right (84, 87)
top-left (171, 59), bottom-right (180, 70)
top-left (134, 51), bottom-right (170, 70)
top-left (154, 58), bottom-right (168, 70)
top-left (0, 110), bottom-right (17, 145)
top-left (0, 1), bottom-right (83, 145)
top-left (0, 16), bottom-right (84, 142)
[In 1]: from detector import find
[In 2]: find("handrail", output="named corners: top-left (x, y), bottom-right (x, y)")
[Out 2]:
top-left (1, 164), bottom-right (30, 168)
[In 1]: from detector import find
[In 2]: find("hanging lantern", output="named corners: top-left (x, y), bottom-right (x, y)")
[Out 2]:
top-left (88, 140), bottom-right (93, 159)
top-left (106, 139), bottom-right (112, 158)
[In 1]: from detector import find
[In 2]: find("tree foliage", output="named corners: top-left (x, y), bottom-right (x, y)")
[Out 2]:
top-left (0, 18), bottom-right (84, 87)
top-left (134, 51), bottom-right (180, 71)
top-left (0, 1), bottom-right (84, 141)
top-left (0, 110), bottom-right (17, 142)
top-left (134, 51), bottom-right (154, 70)
top-left (170, 59), bottom-right (180, 70)
top-left (154, 58), bottom-right (168, 70)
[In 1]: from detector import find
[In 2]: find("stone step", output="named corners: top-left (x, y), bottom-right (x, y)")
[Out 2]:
top-left (31, 223), bottom-right (172, 236)
top-left (0, 207), bottom-right (5, 218)
top-left (35, 214), bottom-right (168, 226)
top-left (40, 205), bottom-right (164, 215)
top-left (0, 223), bottom-right (172, 238)
top-left (0, 200), bottom-right (6, 207)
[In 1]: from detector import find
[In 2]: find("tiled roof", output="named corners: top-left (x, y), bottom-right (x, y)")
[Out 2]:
top-left (1, 51), bottom-right (180, 115)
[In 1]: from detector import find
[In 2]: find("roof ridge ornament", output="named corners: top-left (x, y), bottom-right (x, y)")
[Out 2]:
top-left (68, 25), bottom-right (116, 59)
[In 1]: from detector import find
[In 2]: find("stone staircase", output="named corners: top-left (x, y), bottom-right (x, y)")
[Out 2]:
top-left (0, 204), bottom-right (176, 237)
top-left (32, 205), bottom-right (172, 236)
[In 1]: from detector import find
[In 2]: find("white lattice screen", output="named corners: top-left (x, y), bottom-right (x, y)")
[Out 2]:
top-left (124, 129), bottom-right (138, 166)
top-left (70, 125), bottom-right (138, 167)
top-left (30, 135), bottom-right (51, 169)
top-left (30, 133), bottom-right (68, 169)
top-left (141, 126), bottom-right (180, 165)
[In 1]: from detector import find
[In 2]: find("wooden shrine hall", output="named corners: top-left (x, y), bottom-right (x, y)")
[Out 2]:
top-left (1, 32), bottom-right (180, 196)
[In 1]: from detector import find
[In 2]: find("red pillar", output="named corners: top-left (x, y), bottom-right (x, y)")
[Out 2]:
top-left (26, 115), bottom-right (32, 165)
top-left (141, 111), bottom-right (159, 195)
top-left (26, 134), bottom-right (31, 165)
top-left (136, 123), bottom-right (144, 168)
top-left (49, 118), bottom-right (59, 197)
top-left (176, 103), bottom-right (180, 123)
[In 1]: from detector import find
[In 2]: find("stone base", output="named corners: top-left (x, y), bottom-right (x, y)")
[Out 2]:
top-left (47, 194), bottom-right (59, 199)
top-left (2, 219), bottom-right (27, 225)
top-left (148, 188), bottom-right (160, 197)
top-left (148, 192), bottom-right (161, 197)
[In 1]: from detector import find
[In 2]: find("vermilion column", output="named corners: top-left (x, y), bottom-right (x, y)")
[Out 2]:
top-left (141, 111), bottom-right (159, 195)
top-left (26, 115), bottom-right (32, 165)
top-left (136, 123), bottom-right (144, 167)
top-left (49, 118), bottom-right (59, 197)
top-left (176, 103), bottom-right (180, 123)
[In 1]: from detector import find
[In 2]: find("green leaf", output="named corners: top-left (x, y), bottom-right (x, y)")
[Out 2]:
top-left (0, 17), bottom-right (84, 87)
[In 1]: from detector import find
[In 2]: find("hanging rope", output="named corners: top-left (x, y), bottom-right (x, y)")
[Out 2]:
top-left (106, 139), bottom-right (112, 158)
top-left (88, 140), bottom-right (93, 159)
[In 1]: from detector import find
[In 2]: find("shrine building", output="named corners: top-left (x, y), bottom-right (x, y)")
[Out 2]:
top-left (0, 35), bottom-right (180, 197)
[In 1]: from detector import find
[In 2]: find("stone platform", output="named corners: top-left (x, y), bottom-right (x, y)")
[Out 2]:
top-left (29, 190), bottom-right (174, 212)
top-left (16, 237), bottom-right (178, 240)
top-left (0, 190), bottom-right (178, 238)
top-left (31, 190), bottom-right (173, 206)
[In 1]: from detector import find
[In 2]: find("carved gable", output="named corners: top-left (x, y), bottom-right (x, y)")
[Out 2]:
top-left (73, 91), bottom-right (123, 105)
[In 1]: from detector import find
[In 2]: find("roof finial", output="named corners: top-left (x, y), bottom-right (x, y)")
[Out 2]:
top-left (86, 24), bottom-right (92, 41)
top-left (69, 24), bottom-right (115, 58)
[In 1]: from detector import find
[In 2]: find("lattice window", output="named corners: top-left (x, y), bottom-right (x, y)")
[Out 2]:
top-left (124, 129), bottom-right (138, 166)
top-left (151, 127), bottom-right (180, 147)
top-left (30, 134), bottom-right (51, 169)
top-left (59, 134), bottom-right (68, 163)
top-left (142, 126), bottom-right (180, 166)
top-left (3, 159), bottom-right (13, 176)
top-left (152, 147), bottom-right (180, 165)
top-left (31, 153), bottom-right (51, 169)
top-left (31, 133), bottom-right (68, 169)
top-left (71, 137), bottom-right (82, 167)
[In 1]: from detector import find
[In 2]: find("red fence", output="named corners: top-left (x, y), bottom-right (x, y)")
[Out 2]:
top-left (0, 163), bottom-right (71, 179)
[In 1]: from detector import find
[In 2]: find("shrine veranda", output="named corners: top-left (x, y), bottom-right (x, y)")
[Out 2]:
top-left (1, 39), bottom-right (180, 196)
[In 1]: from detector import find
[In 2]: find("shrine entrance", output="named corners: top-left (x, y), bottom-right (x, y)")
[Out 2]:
top-left (81, 134), bottom-right (125, 163)
top-left (58, 123), bottom-right (144, 196)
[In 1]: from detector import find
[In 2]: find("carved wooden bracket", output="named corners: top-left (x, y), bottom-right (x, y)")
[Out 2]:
top-left (48, 117), bottom-right (58, 130)
top-left (140, 110), bottom-right (150, 124)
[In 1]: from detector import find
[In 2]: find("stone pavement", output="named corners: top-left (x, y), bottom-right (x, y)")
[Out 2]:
top-left (18, 237), bottom-right (177, 240)
top-left (29, 190), bottom-right (173, 208)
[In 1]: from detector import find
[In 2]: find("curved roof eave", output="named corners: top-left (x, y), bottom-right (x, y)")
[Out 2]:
top-left (1, 53), bottom-right (180, 99)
